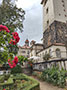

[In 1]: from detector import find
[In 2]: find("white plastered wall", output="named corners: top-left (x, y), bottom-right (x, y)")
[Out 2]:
top-left (43, 0), bottom-right (55, 32)
top-left (37, 45), bottom-right (66, 60)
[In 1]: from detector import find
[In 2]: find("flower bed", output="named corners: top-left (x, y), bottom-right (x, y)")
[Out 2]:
top-left (0, 74), bottom-right (40, 90)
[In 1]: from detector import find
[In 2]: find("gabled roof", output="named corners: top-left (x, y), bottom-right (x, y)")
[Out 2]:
top-left (18, 45), bottom-right (30, 49)
top-left (22, 45), bottom-right (30, 49)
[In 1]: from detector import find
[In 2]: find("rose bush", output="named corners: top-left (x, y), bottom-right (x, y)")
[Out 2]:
top-left (0, 25), bottom-right (20, 68)
top-left (8, 56), bottom-right (18, 68)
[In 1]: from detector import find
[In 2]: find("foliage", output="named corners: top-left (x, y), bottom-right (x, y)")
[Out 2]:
top-left (13, 74), bottom-right (40, 90)
top-left (0, 25), bottom-right (20, 64)
top-left (8, 44), bottom-right (19, 55)
top-left (32, 71), bottom-right (42, 80)
top-left (43, 53), bottom-right (51, 61)
top-left (0, 31), bottom-right (11, 63)
top-left (0, 74), bottom-right (40, 90)
top-left (27, 59), bottom-right (33, 67)
top-left (11, 64), bottom-right (22, 74)
top-left (32, 71), bottom-right (38, 77)
top-left (18, 55), bottom-right (28, 64)
top-left (0, 0), bottom-right (25, 63)
top-left (0, 0), bottom-right (25, 33)
top-left (41, 66), bottom-right (67, 88)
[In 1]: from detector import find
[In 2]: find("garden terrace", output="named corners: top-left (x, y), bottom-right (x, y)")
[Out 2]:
top-left (0, 74), bottom-right (40, 90)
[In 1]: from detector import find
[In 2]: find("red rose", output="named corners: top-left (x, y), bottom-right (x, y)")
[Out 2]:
top-left (3, 89), bottom-right (6, 90)
top-left (15, 37), bottom-right (20, 43)
top-left (8, 56), bottom-right (18, 69)
top-left (0, 25), bottom-right (10, 33)
top-left (14, 56), bottom-right (18, 64)
top-left (12, 32), bottom-right (18, 39)
top-left (9, 32), bottom-right (20, 45)
top-left (9, 39), bottom-right (16, 45)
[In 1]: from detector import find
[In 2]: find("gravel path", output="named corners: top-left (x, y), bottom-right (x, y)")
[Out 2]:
top-left (31, 76), bottom-right (65, 90)
top-left (39, 80), bottom-right (64, 90)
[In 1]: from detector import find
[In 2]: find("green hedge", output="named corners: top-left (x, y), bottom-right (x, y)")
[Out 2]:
top-left (0, 74), bottom-right (40, 90)
top-left (22, 74), bottom-right (40, 90)
top-left (13, 74), bottom-right (40, 90)
top-left (0, 76), bottom-right (14, 90)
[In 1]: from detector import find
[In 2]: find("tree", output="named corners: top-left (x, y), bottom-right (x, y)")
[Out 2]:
top-left (18, 55), bottom-right (28, 65)
top-left (0, 0), bottom-right (25, 33)
top-left (0, 0), bottom-right (25, 58)
top-left (0, 30), bottom-right (11, 63)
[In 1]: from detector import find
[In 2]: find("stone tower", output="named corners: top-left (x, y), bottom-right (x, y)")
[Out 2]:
top-left (41, 0), bottom-right (67, 48)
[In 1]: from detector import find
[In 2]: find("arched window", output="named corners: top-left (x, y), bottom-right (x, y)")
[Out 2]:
top-left (49, 49), bottom-right (52, 56)
top-left (42, 53), bottom-right (44, 57)
top-left (56, 48), bottom-right (61, 58)
top-left (45, 51), bottom-right (47, 55)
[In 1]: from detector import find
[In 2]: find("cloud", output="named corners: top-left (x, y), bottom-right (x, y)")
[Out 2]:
top-left (16, 0), bottom-right (43, 46)
top-left (16, 0), bottom-right (41, 9)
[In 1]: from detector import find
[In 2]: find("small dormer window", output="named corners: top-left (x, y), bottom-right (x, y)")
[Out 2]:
top-left (44, 0), bottom-right (48, 6)
top-left (46, 8), bottom-right (48, 14)
top-left (45, 0), bottom-right (48, 5)
top-left (47, 20), bottom-right (49, 26)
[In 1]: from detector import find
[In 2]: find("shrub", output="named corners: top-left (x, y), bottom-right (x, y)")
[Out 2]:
top-left (41, 66), bottom-right (67, 88)
top-left (18, 55), bottom-right (28, 64)
top-left (0, 74), bottom-right (40, 90)
top-left (0, 76), bottom-right (4, 83)
top-left (4, 74), bottom-right (10, 80)
top-left (32, 72), bottom-right (38, 76)
top-left (43, 53), bottom-right (51, 61)
top-left (11, 64), bottom-right (22, 74)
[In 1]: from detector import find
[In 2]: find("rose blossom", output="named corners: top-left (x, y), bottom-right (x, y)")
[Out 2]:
top-left (0, 25), bottom-right (10, 33)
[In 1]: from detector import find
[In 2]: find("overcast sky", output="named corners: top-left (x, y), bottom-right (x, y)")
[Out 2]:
top-left (16, 0), bottom-right (43, 46)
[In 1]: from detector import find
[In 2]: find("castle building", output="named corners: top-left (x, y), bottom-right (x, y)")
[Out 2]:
top-left (41, 0), bottom-right (67, 48)
top-left (18, 0), bottom-right (67, 61)
top-left (37, 0), bottom-right (67, 60)
top-left (30, 40), bottom-right (43, 57)
top-left (18, 39), bottom-right (30, 58)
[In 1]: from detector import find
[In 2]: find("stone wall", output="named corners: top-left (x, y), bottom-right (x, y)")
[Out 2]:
top-left (43, 21), bottom-right (67, 48)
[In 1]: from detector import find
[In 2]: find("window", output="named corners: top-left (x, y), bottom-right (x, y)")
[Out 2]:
top-left (64, 9), bottom-right (65, 12)
top-left (27, 51), bottom-right (29, 54)
top-left (62, 0), bottom-right (64, 3)
top-left (45, 51), bottom-right (47, 55)
top-left (59, 14), bottom-right (61, 16)
top-left (22, 51), bottom-right (26, 53)
top-left (49, 49), bottom-right (52, 56)
top-left (47, 20), bottom-right (49, 26)
top-left (63, 4), bottom-right (64, 7)
top-left (46, 8), bottom-right (48, 14)
top-left (65, 15), bottom-right (67, 17)
top-left (45, 0), bottom-right (48, 5)
top-left (42, 53), bottom-right (44, 57)
top-left (56, 48), bottom-right (61, 58)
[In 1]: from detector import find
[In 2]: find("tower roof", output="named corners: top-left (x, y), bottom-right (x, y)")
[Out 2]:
top-left (25, 39), bottom-right (29, 43)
